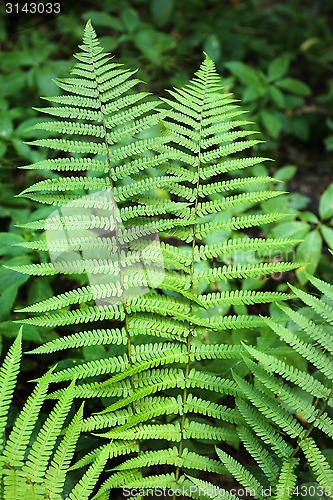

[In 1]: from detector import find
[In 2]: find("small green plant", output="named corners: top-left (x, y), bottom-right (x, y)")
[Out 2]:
top-left (225, 56), bottom-right (311, 141)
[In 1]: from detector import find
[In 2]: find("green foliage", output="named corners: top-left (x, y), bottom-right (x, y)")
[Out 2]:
top-left (5, 20), bottom-right (305, 497)
top-left (200, 273), bottom-right (333, 497)
top-left (0, 6), bottom-right (332, 498)
top-left (0, 332), bottom-right (106, 498)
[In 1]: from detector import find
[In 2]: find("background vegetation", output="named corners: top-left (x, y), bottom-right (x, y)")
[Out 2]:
top-left (0, 0), bottom-right (333, 496)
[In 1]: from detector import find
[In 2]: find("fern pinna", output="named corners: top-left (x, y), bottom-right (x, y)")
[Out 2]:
top-left (11, 21), bottom-right (302, 497)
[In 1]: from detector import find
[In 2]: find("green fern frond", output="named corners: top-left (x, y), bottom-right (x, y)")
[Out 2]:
top-left (277, 303), bottom-right (333, 354)
top-left (237, 426), bottom-right (280, 483)
top-left (263, 318), bottom-right (333, 381)
top-left (198, 290), bottom-right (291, 308)
top-left (243, 344), bottom-right (332, 402)
top-left (185, 475), bottom-right (239, 500)
top-left (70, 441), bottom-right (139, 471)
top-left (2, 369), bottom-right (53, 468)
top-left (43, 403), bottom-right (84, 497)
top-left (27, 327), bottom-right (127, 354)
top-left (236, 399), bottom-right (293, 459)
top-left (216, 447), bottom-right (264, 499)
top-left (12, 21), bottom-right (306, 495)
top-left (194, 262), bottom-right (299, 285)
top-left (66, 448), bottom-right (109, 500)
top-left (97, 422), bottom-right (182, 441)
top-left (194, 237), bottom-right (298, 261)
top-left (0, 330), bottom-right (22, 455)
top-left (82, 396), bottom-right (183, 432)
top-left (233, 371), bottom-right (305, 438)
top-left (274, 458), bottom-right (298, 500)
top-left (195, 213), bottom-right (290, 240)
top-left (298, 438), bottom-right (333, 490)
top-left (288, 283), bottom-right (333, 325)
top-left (20, 380), bottom-right (76, 483)
top-left (244, 358), bottom-right (333, 439)
top-left (112, 446), bottom-right (227, 474)
top-left (306, 273), bottom-right (333, 300)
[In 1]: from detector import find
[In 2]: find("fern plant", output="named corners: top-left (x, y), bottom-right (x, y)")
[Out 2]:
top-left (9, 21), bottom-right (304, 497)
top-left (0, 330), bottom-right (110, 499)
top-left (190, 273), bottom-right (333, 498)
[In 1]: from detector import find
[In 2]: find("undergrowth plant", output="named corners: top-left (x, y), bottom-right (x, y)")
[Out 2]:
top-left (6, 20), bottom-right (331, 498)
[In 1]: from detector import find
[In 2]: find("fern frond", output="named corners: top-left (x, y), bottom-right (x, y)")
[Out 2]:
top-left (97, 422), bottom-right (182, 441)
top-left (194, 237), bottom-right (297, 261)
top-left (277, 303), bottom-right (333, 354)
top-left (0, 330), bottom-right (22, 454)
top-left (216, 447), bottom-right (264, 500)
top-left (263, 318), bottom-right (333, 381)
top-left (243, 344), bottom-right (332, 402)
top-left (184, 394), bottom-right (241, 423)
top-left (70, 441), bottom-right (139, 471)
top-left (237, 426), bottom-right (280, 483)
top-left (183, 420), bottom-right (238, 444)
top-left (274, 458), bottom-right (298, 500)
top-left (196, 213), bottom-right (290, 240)
top-left (66, 448), bottom-right (109, 500)
top-left (288, 284), bottom-right (333, 325)
top-left (233, 372), bottom-right (305, 438)
top-left (43, 403), bottom-right (84, 497)
top-left (244, 357), bottom-right (333, 439)
top-left (298, 437), bottom-right (333, 490)
top-left (27, 327), bottom-right (127, 354)
top-left (236, 399), bottom-right (293, 459)
top-left (198, 290), bottom-right (291, 308)
top-left (194, 262), bottom-right (299, 285)
top-left (2, 369), bottom-right (53, 468)
top-left (185, 475), bottom-right (238, 500)
top-left (21, 380), bottom-right (75, 483)
top-left (82, 396), bottom-right (183, 432)
top-left (113, 447), bottom-right (227, 474)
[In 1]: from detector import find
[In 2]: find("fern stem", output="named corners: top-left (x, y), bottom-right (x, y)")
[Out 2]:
top-left (174, 63), bottom-right (207, 491)
top-left (87, 29), bottom-right (140, 456)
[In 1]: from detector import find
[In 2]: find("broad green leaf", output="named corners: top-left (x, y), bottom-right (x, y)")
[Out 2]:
top-left (268, 53), bottom-right (290, 82)
top-left (82, 11), bottom-right (123, 30)
top-left (0, 116), bottom-right (13, 139)
top-left (272, 221), bottom-right (310, 240)
top-left (225, 61), bottom-right (261, 86)
top-left (274, 165), bottom-right (297, 183)
top-left (151, 0), bottom-right (174, 27)
top-left (121, 7), bottom-right (140, 32)
top-left (277, 78), bottom-right (311, 95)
top-left (134, 29), bottom-right (175, 63)
top-left (319, 183), bottom-right (333, 220)
top-left (0, 284), bottom-right (19, 322)
top-left (260, 109), bottom-right (282, 138)
top-left (0, 256), bottom-right (31, 293)
top-left (269, 86), bottom-right (285, 108)
top-left (296, 230), bottom-right (322, 284)
top-left (321, 224), bottom-right (333, 250)
top-left (300, 212), bottom-right (319, 224)
top-left (0, 321), bottom-right (43, 343)
top-left (324, 135), bottom-right (333, 151)
top-left (204, 34), bottom-right (221, 63)
top-left (0, 233), bottom-right (29, 256)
